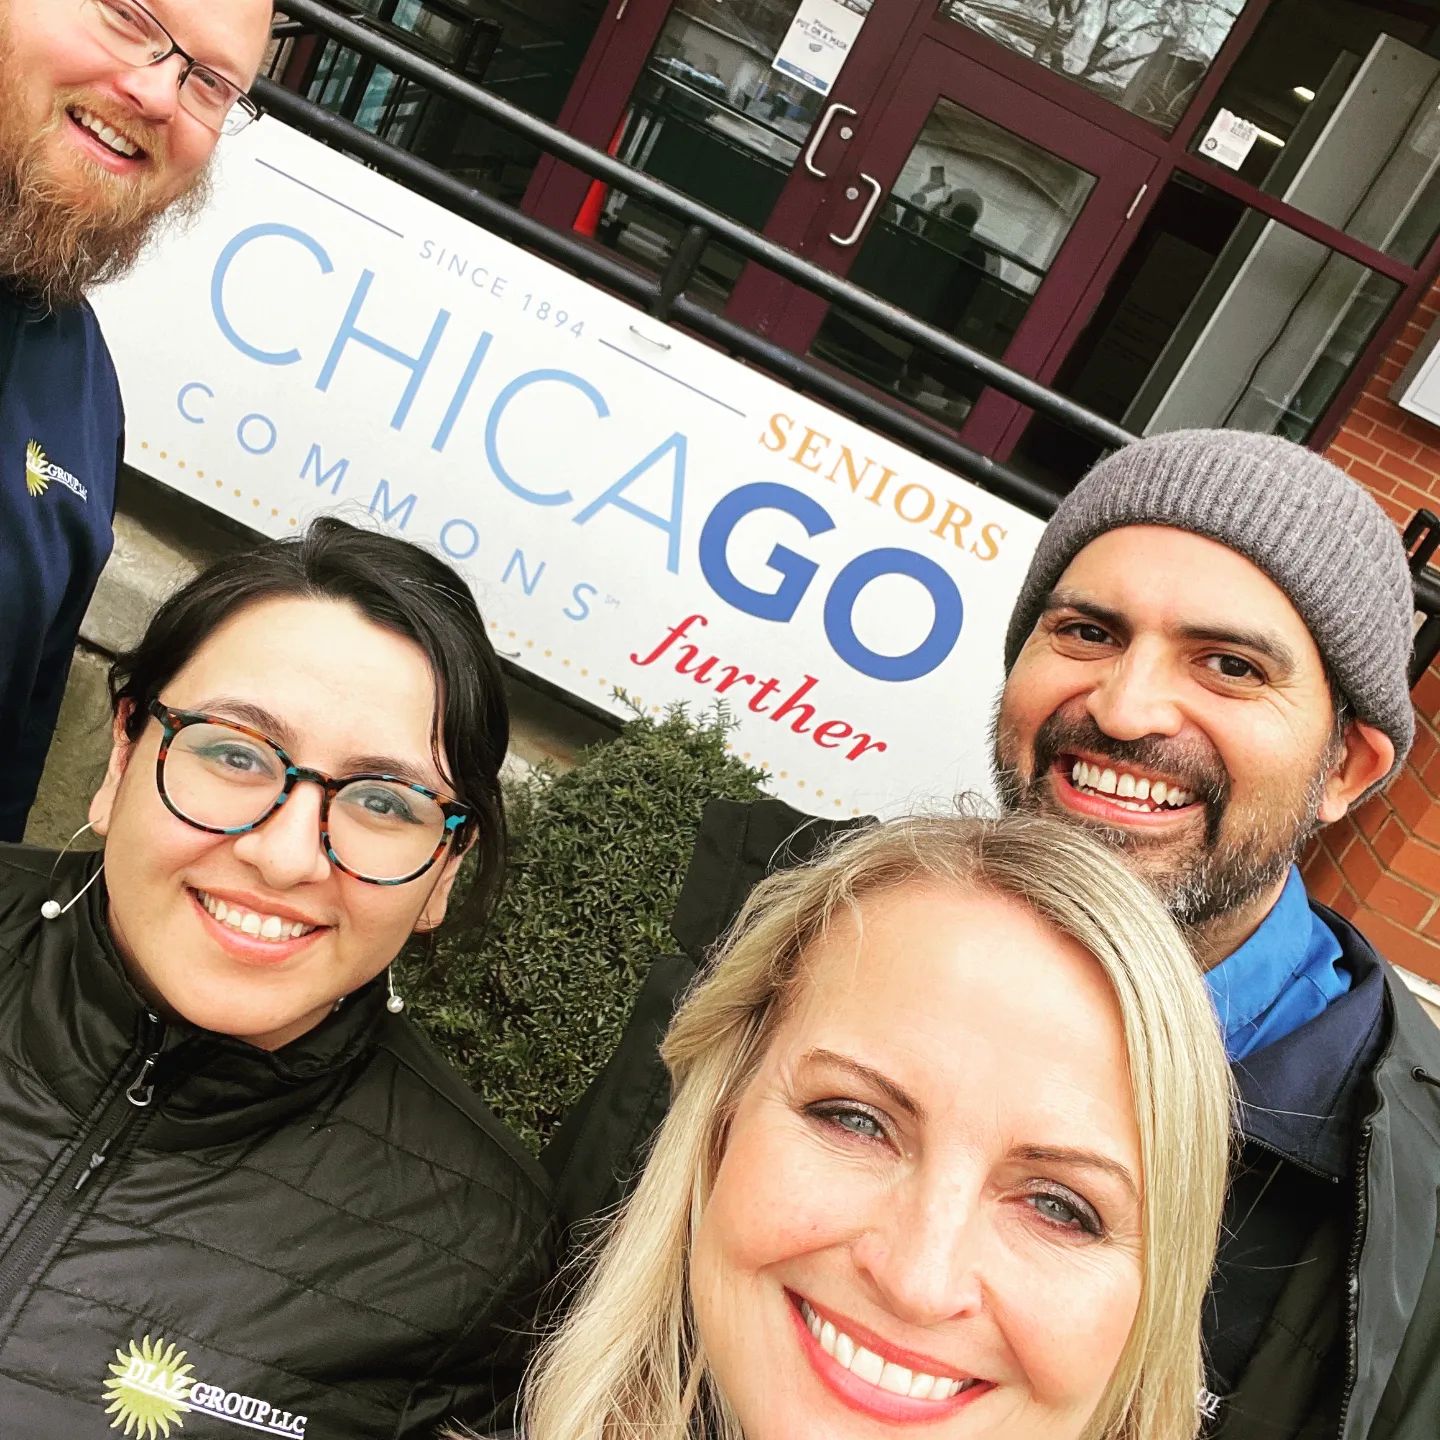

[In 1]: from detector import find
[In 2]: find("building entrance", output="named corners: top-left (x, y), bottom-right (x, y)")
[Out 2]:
top-left (754, 38), bottom-right (1156, 457)
top-left (530, 1), bottom-right (1155, 456)
top-left (275, 2), bottom-right (1440, 488)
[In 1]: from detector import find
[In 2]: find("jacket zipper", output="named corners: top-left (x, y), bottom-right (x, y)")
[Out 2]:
top-left (1334, 1123), bottom-right (1372, 1440)
top-left (0, 1011), bottom-right (165, 1312)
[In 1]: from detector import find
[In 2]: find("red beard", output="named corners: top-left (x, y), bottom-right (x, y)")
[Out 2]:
top-left (0, 71), bottom-right (210, 306)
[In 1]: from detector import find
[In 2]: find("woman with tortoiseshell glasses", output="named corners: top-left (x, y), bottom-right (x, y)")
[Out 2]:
top-left (0, 518), bottom-right (551, 1438)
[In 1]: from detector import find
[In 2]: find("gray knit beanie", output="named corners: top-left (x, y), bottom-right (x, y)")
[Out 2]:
top-left (1003, 429), bottom-right (1415, 793)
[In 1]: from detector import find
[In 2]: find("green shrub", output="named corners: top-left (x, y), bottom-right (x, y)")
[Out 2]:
top-left (406, 702), bottom-right (766, 1151)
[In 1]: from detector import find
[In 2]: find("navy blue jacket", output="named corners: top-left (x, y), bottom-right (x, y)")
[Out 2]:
top-left (0, 283), bottom-right (121, 840)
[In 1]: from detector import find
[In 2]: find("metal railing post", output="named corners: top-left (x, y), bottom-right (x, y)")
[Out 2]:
top-left (654, 225), bottom-right (711, 324)
top-left (1405, 511), bottom-right (1440, 682)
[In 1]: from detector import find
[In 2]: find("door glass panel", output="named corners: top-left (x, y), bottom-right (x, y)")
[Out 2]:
top-left (940, 0), bottom-right (1245, 131)
top-left (304, 0), bottom-right (477, 143)
top-left (595, 0), bottom-right (872, 310)
top-left (1190, 0), bottom-right (1440, 265)
top-left (810, 98), bottom-right (1096, 425)
top-left (274, 0), bottom-right (607, 205)
top-left (1012, 174), bottom-right (1403, 491)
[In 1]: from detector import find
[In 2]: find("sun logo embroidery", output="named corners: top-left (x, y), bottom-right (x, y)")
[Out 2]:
top-left (103, 1336), bottom-right (195, 1438)
top-left (24, 440), bottom-right (49, 497)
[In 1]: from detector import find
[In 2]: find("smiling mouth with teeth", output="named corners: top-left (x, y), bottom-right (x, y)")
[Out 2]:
top-left (1066, 758), bottom-right (1197, 813)
top-left (195, 889), bottom-right (319, 943)
top-left (798, 1298), bottom-right (984, 1404)
top-left (67, 105), bottom-right (144, 160)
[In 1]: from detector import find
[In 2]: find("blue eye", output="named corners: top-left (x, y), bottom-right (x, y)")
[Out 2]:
top-left (809, 1102), bottom-right (887, 1144)
top-left (97, 0), bottom-right (152, 41)
top-left (1027, 1189), bottom-right (1103, 1237)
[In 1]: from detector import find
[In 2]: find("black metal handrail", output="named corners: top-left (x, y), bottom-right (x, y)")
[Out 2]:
top-left (267, 0), bottom-right (1133, 456)
top-left (258, 0), bottom-right (1440, 683)
top-left (1406, 512), bottom-right (1440, 686)
top-left (250, 77), bottom-right (1068, 515)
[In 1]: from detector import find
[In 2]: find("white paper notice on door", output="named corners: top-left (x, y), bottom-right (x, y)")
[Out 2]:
top-left (772, 0), bottom-right (868, 96)
top-left (1198, 108), bottom-right (1259, 170)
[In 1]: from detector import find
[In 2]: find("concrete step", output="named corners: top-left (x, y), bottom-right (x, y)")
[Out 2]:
top-left (79, 469), bottom-right (247, 657)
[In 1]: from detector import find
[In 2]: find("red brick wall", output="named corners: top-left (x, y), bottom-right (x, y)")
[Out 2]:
top-left (1306, 280), bottom-right (1440, 985)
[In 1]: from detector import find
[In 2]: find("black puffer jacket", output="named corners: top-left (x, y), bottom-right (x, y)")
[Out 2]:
top-left (0, 843), bottom-right (554, 1440)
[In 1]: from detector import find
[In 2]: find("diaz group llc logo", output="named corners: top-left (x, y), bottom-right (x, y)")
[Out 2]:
top-left (102, 1335), bottom-right (308, 1438)
top-left (24, 439), bottom-right (88, 501)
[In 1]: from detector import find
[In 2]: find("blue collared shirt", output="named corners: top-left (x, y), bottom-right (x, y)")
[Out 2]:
top-left (1205, 865), bottom-right (1349, 1061)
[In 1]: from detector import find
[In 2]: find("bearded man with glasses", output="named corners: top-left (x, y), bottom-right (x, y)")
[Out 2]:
top-left (0, 0), bottom-right (270, 843)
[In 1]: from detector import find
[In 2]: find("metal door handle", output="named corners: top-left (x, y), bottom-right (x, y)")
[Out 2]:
top-left (803, 103), bottom-right (856, 178)
top-left (829, 173), bottom-right (883, 246)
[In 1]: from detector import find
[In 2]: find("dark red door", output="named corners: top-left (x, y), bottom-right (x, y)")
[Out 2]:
top-left (746, 35), bottom-right (1158, 456)
top-left (527, 0), bottom-right (925, 272)
top-left (530, 3), bottom-right (1157, 460)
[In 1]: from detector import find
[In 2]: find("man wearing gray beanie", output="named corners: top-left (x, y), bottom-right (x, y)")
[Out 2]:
top-left (994, 428), bottom-right (1440, 1440)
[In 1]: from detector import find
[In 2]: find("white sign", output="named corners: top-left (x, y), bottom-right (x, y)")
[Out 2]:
top-left (1393, 311), bottom-right (1440, 430)
top-left (1199, 108), bottom-right (1258, 170)
top-left (772, 0), bottom-right (867, 97)
top-left (91, 120), bottom-right (1044, 820)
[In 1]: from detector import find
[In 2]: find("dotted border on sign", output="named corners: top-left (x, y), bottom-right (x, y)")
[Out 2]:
top-left (138, 442), bottom-right (862, 817)
top-left (137, 441), bottom-right (298, 527)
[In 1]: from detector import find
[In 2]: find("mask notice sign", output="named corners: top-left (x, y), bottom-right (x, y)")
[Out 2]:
top-left (772, 0), bottom-right (869, 96)
top-left (1199, 108), bottom-right (1258, 170)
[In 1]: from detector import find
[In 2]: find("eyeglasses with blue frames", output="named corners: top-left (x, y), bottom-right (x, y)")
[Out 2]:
top-left (79, 0), bottom-right (263, 136)
top-left (147, 701), bottom-right (472, 886)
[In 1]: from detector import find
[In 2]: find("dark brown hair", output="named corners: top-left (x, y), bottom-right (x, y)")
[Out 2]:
top-left (107, 516), bottom-right (510, 924)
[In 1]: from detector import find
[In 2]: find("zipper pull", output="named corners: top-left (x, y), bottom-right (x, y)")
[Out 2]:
top-left (125, 1055), bottom-right (158, 1108)
top-left (125, 1010), bottom-right (165, 1109)
top-left (73, 1136), bottom-right (113, 1193)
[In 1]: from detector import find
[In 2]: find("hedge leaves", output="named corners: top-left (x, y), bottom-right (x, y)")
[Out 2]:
top-left (406, 704), bottom-right (766, 1151)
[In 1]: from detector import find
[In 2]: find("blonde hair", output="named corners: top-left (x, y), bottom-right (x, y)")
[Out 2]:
top-left (523, 812), bottom-right (1232, 1440)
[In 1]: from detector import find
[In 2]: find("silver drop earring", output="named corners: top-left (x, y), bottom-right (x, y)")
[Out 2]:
top-left (41, 822), bottom-right (106, 921)
top-left (385, 965), bottom-right (405, 1014)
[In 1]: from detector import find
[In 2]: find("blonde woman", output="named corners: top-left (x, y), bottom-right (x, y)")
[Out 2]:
top-left (514, 812), bottom-right (1232, 1440)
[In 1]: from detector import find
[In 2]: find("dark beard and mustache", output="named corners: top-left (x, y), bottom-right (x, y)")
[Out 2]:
top-left (0, 69), bottom-right (212, 308)
top-left (991, 703), bottom-right (1335, 932)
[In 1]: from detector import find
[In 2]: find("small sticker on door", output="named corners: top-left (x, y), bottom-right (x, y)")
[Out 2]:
top-left (1199, 109), bottom-right (1259, 170)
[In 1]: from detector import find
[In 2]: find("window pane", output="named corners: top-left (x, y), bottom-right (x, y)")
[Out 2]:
top-left (1136, 228), bottom-right (1398, 440)
top-left (388, 0), bottom-right (463, 52)
top-left (1011, 174), bottom-right (1401, 489)
top-left (594, 0), bottom-right (873, 312)
top-left (294, 0), bottom-right (608, 205)
top-left (1191, 0), bottom-right (1440, 265)
top-left (939, 0), bottom-right (1244, 131)
top-left (809, 97), bottom-right (1096, 426)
